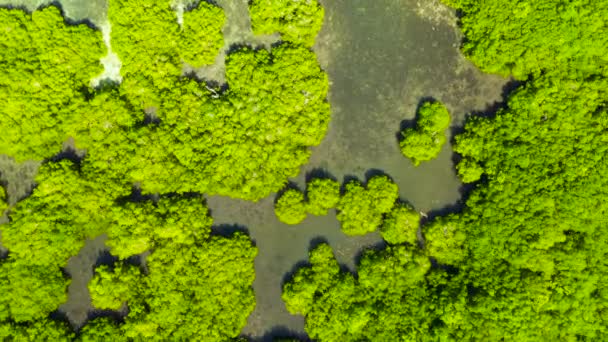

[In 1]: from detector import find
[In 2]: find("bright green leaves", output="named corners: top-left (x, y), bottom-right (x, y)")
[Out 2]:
top-left (1, 159), bottom-right (257, 339)
top-left (423, 216), bottom-right (468, 265)
top-left (274, 175), bottom-right (402, 236)
top-left (337, 176), bottom-right (399, 236)
top-left (0, 260), bottom-right (69, 323)
top-left (306, 178), bottom-right (340, 216)
top-left (85, 43), bottom-right (329, 201)
top-left (3, 160), bottom-right (126, 267)
top-left (249, 0), bottom-right (325, 47)
top-left (432, 0), bottom-right (608, 339)
top-left (2, 2), bottom-right (330, 202)
top-left (109, 0), bottom-right (225, 110)
top-left (179, 2), bottom-right (226, 67)
top-left (0, 6), bottom-right (105, 161)
top-left (105, 197), bottom-right (213, 258)
top-left (380, 203), bottom-right (420, 245)
top-left (274, 177), bottom-right (339, 224)
top-left (335, 181), bottom-right (377, 235)
top-left (442, 0), bottom-right (608, 79)
top-left (88, 233), bottom-right (257, 341)
top-left (275, 188), bottom-right (308, 225)
top-left (283, 243), bottom-right (434, 341)
top-left (89, 264), bottom-right (141, 311)
top-left (399, 101), bottom-right (451, 166)
top-left (282, 243), bottom-right (341, 315)
top-left (0, 185), bottom-right (6, 213)
top-left (0, 318), bottom-right (74, 342)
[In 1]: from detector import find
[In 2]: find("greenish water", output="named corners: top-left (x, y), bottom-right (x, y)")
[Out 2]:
top-left (0, 0), bottom-right (507, 340)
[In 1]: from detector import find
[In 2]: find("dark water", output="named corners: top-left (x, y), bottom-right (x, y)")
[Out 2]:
top-left (0, 0), bottom-right (508, 340)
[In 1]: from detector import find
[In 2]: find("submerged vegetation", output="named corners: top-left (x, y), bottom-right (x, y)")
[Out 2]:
top-left (399, 101), bottom-right (451, 166)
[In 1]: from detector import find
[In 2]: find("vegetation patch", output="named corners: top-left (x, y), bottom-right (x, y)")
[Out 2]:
top-left (399, 101), bottom-right (451, 166)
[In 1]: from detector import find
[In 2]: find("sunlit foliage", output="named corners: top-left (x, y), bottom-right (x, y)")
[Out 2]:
top-left (283, 0), bottom-right (608, 339)
top-left (337, 175), bottom-right (398, 235)
top-left (0, 186), bottom-right (6, 213)
top-left (108, 0), bottom-right (225, 110)
top-left (0, 6), bottom-right (105, 161)
top-left (283, 243), bottom-right (433, 341)
top-left (89, 264), bottom-right (142, 311)
top-left (88, 218), bottom-right (257, 340)
top-left (275, 188), bottom-right (308, 225)
top-left (399, 101), bottom-right (451, 166)
top-left (441, 0), bottom-right (608, 80)
top-left (249, 0), bottom-right (325, 47)
top-left (305, 178), bottom-right (340, 216)
top-left (380, 203), bottom-right (420, 245)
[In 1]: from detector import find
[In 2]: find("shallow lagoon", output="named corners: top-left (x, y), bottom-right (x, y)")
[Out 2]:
top-left (0, 0), bottom-right (506, 340)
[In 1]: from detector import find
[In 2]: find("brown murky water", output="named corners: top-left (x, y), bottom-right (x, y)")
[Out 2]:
top-left (0, 0), bottom-right (507, 340)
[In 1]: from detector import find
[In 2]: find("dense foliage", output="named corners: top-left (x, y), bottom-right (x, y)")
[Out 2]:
top-left (0, 160), bottom-right (257, 340)
top-left (249, 0), bottom-right (325, 47)
top-left (305, 178), bottom-right (340, 216)
top-left (283, 243), bottom-right (434, 341)
top-left (0, 6), bottom-right (105, 161)
top-left (336, 175), bottom-right (399, 235)
top-left (0, 185), bottom-right (6, 213)
top-left (1, 0), bottom-right (333, 337)
top-left (441, 0), bottom-right (607, 80)
top-left (380, 203), bottom-right (420, 245)
top-left (275, 188), bottom-right (308, 225)
top-left (283, 0), bottom-right (608, 340)
top-left (0, 1), bottom-right (330, 201)
top-left (108, 0), bottom-right (225, 110)
top-left (86, 227), bottom-right (257, 340)
top-left (274, 175), bottom-right (399, 235)
top-left (399, 101), bottom-right (451, 166)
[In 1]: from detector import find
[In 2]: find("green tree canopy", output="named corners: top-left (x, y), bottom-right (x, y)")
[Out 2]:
top-left (275, 188), bottom-right (308, 225)
top-left (305, 178), bottom-right (340, 216)
top-left (249, 0), bottom-right (325, 47)
top-left (380, 203), bottom-right (420, 245)
top-left (283, 243), bottom-right (434, 341)
top-left (0, 6), bottom-right (105, 161)
top-left (336, 175), bottom-right (398, 235)
top-left (399, 101), bottom-right (451, 166)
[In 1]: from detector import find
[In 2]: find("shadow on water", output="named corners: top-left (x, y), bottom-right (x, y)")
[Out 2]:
top-left (244, 326), bottom-right (312, 342)
top-left (274, 181), bottom-right (303, 204)
top-left (281, 236), bottom-right (330, 287)
top-left (211, 223), bottom-right (252, 239)
top-left (304, 168), bottom-right (338, 183)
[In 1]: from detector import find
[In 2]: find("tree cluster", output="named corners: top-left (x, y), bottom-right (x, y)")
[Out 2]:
top-left (282, 0), bottom-right (608, 340)
top-left (0, 0), bottom-right (330, 201)
top-left (0, 160), bottom-right (257, 340)
top-left (249, 0), bottom-right (325, 47)
top-left (275, 175), bottom-right (421, 239)
top-left (283, 243), bottom-right (435, 341)
top-left (0, 6), bottom-right (105, 161)
top-left (399, 101), bottom-right (451, 166)
top-left (0, 0), bottom-right (330, 338)
top-left (274, 177), bottom-right (341, 225)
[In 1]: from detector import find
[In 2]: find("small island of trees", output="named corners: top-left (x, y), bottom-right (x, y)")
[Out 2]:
top-left (399, 100), bottom-right (451, 166)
